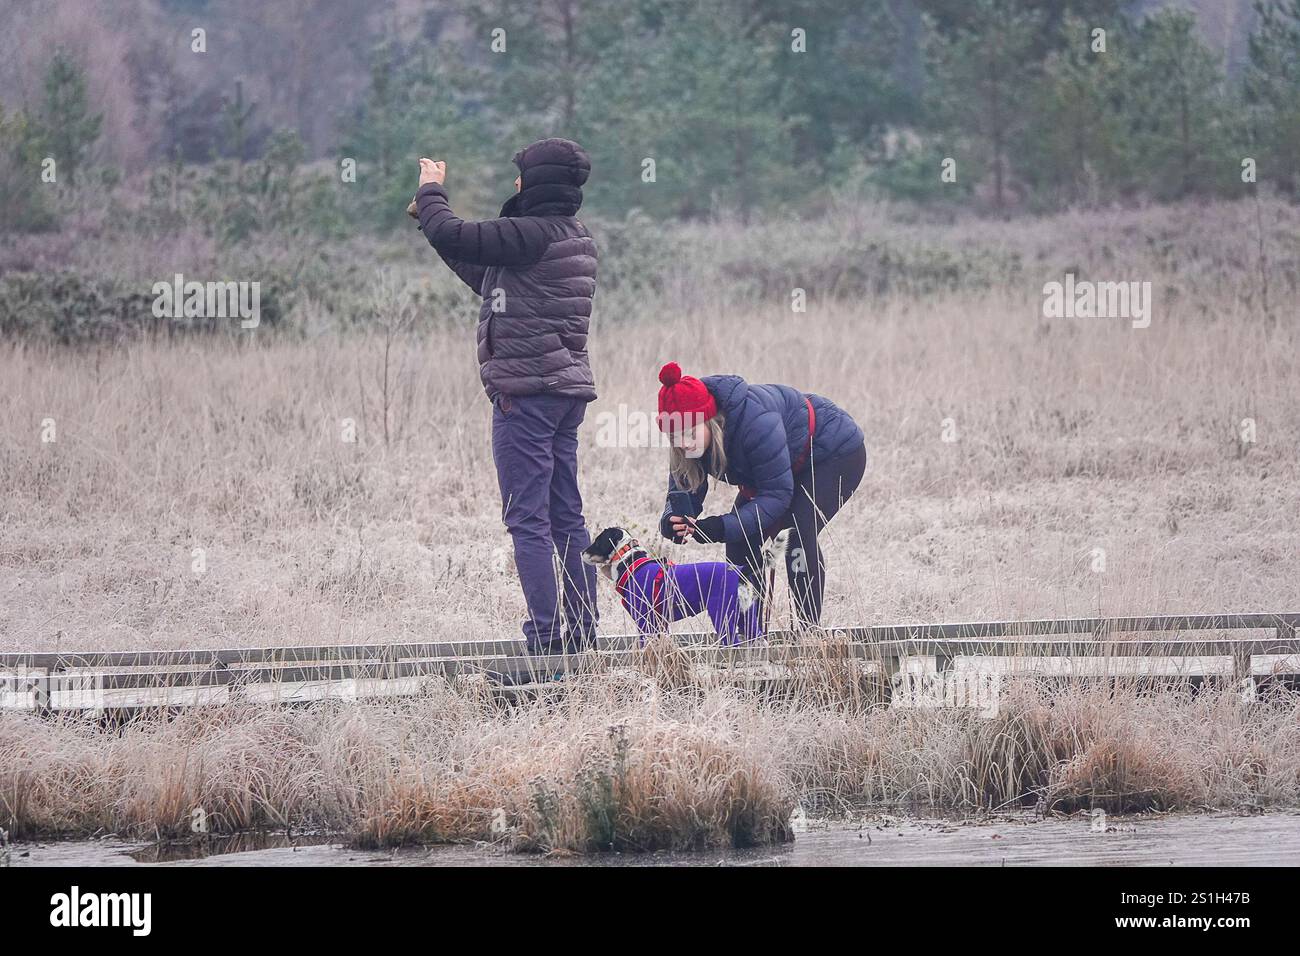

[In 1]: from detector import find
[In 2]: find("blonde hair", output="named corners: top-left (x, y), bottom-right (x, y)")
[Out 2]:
top-left (668, 412), bottom-right (727, 492)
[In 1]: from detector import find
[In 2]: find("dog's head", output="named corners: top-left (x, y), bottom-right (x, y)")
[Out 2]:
top-left (582, 527), bottom-right (642, 579)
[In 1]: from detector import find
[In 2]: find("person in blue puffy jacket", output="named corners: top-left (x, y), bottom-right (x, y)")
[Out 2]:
top-left (655, 362), bottom-right (867, 627)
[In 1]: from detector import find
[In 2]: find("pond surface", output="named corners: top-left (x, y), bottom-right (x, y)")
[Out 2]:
top-left (12, 811), bottom-right (1300, 867)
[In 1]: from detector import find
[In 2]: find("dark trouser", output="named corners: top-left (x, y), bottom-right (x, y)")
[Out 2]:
top-left (724, 441), bottom-right (867, 627)
top-left (492, 392), bottom-right (598, 652)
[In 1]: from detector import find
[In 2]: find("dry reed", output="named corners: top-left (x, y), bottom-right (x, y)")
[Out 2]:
top-left (3, 675), bottom-right (1298, 851)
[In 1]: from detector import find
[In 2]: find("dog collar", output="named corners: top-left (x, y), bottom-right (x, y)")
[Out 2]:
top-left (608, 542), bottom-right (637, 567)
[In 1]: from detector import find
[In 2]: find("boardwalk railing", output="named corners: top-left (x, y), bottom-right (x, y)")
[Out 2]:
top-left (2, 612), bottom-right (1298, 713)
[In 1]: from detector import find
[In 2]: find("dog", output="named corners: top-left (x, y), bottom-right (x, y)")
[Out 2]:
top-left (582, 527), bottom-right (791, 644)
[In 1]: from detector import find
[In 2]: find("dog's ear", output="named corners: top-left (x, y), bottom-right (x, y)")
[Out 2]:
top-left (582, 527), bottom-right (619, 564)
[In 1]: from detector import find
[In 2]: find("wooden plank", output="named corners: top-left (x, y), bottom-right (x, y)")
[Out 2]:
top-left (24, 650), bottom-right (1300, 713)
top-left (949, 655), bottom-right (1237, 677)
top-left (869, 637), bottom-right (1300, 659)
top-left (49, 653), bottom-right (1277, 714)
top-left (3, 631), bottom-right (742, 669)
top-left (7, 611), bottom-right (1298, 670)
top-left (58, 643), bottom-right (866, 690)
top-left (26, 636), bottom-right (1300, 695)
top-left (0, 638), bottom-right (529, 671)
top-left (6, 611), bottom-right (1300, 713)
top-left (807, 612), bottom-right (1300, 642)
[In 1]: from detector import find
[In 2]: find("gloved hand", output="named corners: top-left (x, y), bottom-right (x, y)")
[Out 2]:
top-left (690, 515), bottom-right (726, 544)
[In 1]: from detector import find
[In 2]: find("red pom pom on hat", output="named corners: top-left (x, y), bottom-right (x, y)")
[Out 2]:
top-left (658, 361), bottom-right (682, 386)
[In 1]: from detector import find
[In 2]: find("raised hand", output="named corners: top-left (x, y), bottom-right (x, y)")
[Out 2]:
top-left (418, 158), bottom-right (446, 187)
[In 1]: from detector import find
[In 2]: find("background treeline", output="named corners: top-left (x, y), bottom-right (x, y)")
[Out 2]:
top-left (2, 0), bottom-right (1297, 343)
top-left (2, 0), bottom-right (1299, 237)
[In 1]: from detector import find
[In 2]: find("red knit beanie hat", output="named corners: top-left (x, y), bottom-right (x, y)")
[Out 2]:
top-left (656, 362), bottom-right (717, 432)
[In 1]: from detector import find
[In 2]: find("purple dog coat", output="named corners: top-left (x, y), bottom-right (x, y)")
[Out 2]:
top-left (615, 555), bottom-right (760, 644)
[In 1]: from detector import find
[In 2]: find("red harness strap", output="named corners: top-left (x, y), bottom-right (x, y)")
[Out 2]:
top-left (614, 552), bottom-right (674, 626)
top-left (738, 396), bottom-right (816, 502)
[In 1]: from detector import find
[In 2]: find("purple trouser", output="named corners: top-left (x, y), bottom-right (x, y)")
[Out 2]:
top-left (492, 392), bottom-right (598, 652)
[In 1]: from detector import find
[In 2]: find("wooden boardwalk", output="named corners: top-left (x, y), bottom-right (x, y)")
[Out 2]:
top-left (3, 612), bottom-right (1298, 714)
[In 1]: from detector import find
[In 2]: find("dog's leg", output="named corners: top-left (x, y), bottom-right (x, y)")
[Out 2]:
top-left (759, 529), bottom-right (792, 635)
top-left (633, 589), bottom-right (664, 645)
top-left (733, 578), bottom-right (758, 644)
top-left (763, 565), bottom-right (775, 634)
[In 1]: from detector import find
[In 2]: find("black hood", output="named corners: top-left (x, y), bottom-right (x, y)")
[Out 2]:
top-left (498, 137), bottom-right (590, 218)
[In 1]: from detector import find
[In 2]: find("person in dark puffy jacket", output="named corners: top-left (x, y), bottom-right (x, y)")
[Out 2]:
top-left (656, 362), bottom-right (866, 627)
top-left (412, 139), bottom-right (598, 655)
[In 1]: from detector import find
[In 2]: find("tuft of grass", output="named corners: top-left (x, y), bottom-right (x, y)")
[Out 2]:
top-left (3, 676), bottom-right (1299, 852)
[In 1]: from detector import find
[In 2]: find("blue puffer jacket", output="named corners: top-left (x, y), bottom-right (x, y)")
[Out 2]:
top-left (658, 374), bottom-right (865, 545)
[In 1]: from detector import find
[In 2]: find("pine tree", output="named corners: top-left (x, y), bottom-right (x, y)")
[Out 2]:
top-left (0, 104), bottom-right (56, 231)
top-left (1021, 14), bottom-right (1131, 206)
top-left (928, 0), bottom-right (1044, 209)
top-left (1244, 0), bottom-right (1300, 195)
top-left (37, 49), bottom-right (102, 187)
top-left (609, 0), bottom-right (797, 220)
top-left (751, 0), bottom-right (913, 178)
top-left (1120, 9), bottom-right (1234, 201)
top-left (462, 0), bottom-right (628, 141)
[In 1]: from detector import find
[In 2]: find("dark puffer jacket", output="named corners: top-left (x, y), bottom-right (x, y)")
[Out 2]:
top-left (659, 374), bottom-right (866, 544)
top-left (415, 138), bottom-right (597, 402)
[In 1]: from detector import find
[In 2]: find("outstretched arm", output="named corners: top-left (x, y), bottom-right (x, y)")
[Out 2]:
top-left (415, 181), bottom-right (552, 270)
top-left (408, 191), bottom-right (487, 294)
